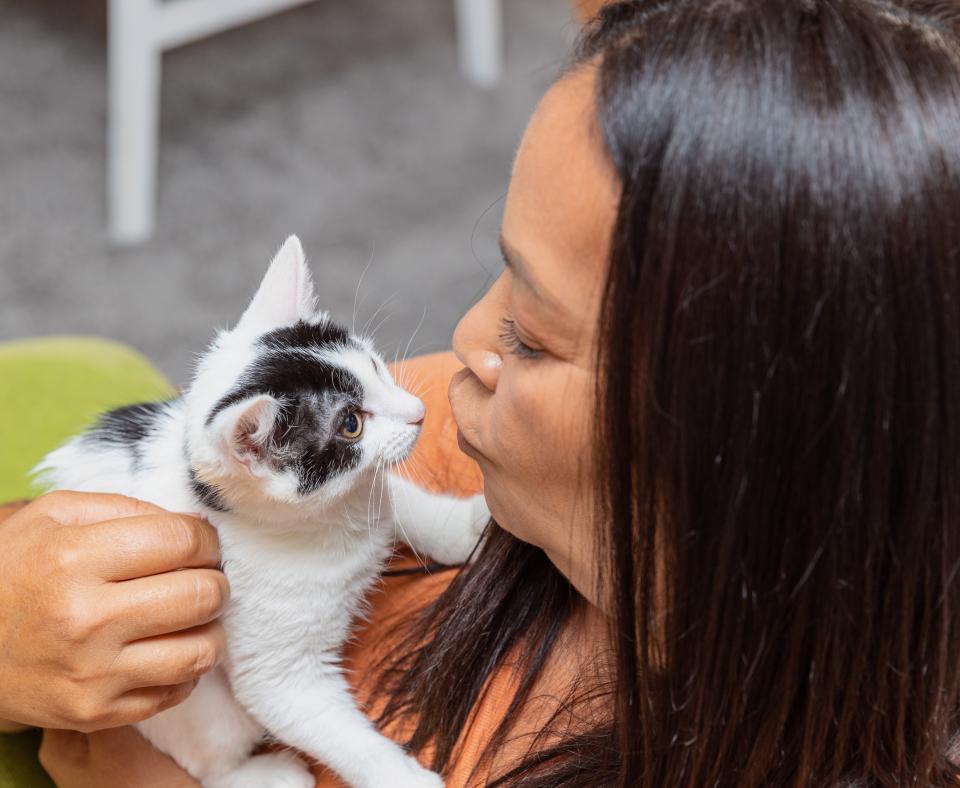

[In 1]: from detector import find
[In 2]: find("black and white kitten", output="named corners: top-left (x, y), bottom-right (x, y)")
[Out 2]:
top-left (35, 237), bottom-right (488, 788)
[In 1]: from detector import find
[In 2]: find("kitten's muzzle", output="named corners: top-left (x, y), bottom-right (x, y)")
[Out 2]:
top-left (387, 424), bottom-right (422, 463)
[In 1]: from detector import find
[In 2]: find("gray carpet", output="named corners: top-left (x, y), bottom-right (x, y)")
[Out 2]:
top-left (0, 0), bottom-right (577, 382)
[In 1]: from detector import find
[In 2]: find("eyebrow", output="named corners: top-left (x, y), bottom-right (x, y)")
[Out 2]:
top-left (498, 235), bottom-right (566, 314)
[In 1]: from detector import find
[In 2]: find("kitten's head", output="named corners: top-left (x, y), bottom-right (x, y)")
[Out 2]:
top-left (185, 236), bottom-right (425, 522)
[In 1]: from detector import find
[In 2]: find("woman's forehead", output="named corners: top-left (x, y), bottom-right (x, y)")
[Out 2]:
top-left (503, 67), bottom-right (619, 322)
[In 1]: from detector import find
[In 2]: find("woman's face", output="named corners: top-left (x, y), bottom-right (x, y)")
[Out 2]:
top-left (449, 67), bottom-right (619, 606)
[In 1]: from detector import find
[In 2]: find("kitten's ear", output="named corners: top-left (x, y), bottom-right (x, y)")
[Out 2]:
top-left (236, 235), bottom-right (317, 332)
top-left (210, 394), bottom-right (280, 470)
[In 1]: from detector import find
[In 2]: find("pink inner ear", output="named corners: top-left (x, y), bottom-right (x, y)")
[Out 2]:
top-left (234, 407), bottom-right (270, 464)
top-left (235, 422), bottom-right (263, 460)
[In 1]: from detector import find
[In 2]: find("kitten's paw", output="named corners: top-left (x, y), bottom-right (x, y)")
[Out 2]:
top-left (464, 493), bottom-right (491, 561)
top-left (204, 751), bottom-right (314, 788)
top-left (453, 493), bottom-right (490, 564)
top-left (374, 754), bottom-right (444, 788)
top-left (429, 493), bottom-right (490, 565)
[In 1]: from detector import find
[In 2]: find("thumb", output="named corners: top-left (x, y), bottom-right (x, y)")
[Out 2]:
top-left (39, 727), bottom-right (90, 768)
top-left (86, 725), bottom-right (153, 758)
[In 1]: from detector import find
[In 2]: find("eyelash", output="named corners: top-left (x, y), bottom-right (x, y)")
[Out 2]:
top-left (499, 317), bottom-right (541, 359)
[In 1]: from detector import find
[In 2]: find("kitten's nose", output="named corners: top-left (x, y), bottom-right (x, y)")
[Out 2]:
top-left (407, 399), bottom-right (426, 426)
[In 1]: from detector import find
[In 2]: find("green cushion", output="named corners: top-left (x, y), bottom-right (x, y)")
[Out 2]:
top-left (0, 336), bottom-right (174, 788)
top-left (0, 731), bottom-right (48, 788)
top-left (0, 336), bottom-right (175, 503)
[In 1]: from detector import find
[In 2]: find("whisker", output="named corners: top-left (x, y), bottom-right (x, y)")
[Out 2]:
top-left (391, 478), bottom-right (426, 567)
top-left (366, 457), bottom-right (383, 538)
top-left (401, 305), bottom-right (428, 366)
top-left (368, 308), bottom-right (398, 344)
top-left (351, 242), bottom-right (377, 337)
top-left (361, 292), bottom-right (399, 339)
top-left (403, 341), bottom-right (445, 360)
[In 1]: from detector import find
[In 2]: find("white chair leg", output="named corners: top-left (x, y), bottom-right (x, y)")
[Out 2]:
top-left (108, 0), bottom-right (161, 245)
top-left (454, 0), bottom-right (503, 87)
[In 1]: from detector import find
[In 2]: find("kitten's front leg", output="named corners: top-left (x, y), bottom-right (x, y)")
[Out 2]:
top-left (239, 671), bottom-right (442, 788)
top-left (136, 668), bottom-right (267, 785)
top-left (387, 475), bottom-right (489, 565)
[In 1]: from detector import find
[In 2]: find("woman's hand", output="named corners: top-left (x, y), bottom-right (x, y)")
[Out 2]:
top-left (39, 726), bottom-right (200, 788)
top-left (0, 492), bottom-right (228, 732)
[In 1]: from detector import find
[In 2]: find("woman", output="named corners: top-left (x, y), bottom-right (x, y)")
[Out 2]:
top-left (5, 0), bottom-right (960, 784)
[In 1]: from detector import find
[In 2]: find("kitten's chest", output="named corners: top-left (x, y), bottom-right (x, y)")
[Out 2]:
top-left (219, 529), bottom-right (392, 656)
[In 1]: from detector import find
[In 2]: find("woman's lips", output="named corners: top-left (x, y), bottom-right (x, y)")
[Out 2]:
top-left (449, 369), bottom-right (483, 461)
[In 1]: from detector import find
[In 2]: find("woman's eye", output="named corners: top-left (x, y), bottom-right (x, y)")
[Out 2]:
top-left (499, 317), bottom-right (542, 359)
top-left (339, 412), bottom-right (364, 439)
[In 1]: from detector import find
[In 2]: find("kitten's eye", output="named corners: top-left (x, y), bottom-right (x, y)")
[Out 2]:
top-left (339, 412), bottom-right (364, 440)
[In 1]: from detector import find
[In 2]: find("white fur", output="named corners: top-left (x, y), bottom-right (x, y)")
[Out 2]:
top-left (34, 237), bottom-right (489, 788)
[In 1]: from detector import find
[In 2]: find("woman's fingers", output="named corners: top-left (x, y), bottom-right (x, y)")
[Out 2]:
top-left (0, 497), bottom-right (222, 732)
top-left (35, 491), bottom-right (219, 581)
top-left (105, 568), bottom-right (230, 642)
top-left (55, 678), bottom-right (202, 734)
top-left (114, 621), bottom-right (227, 692)
top-left (111, 681), bottom-right (200, 723)
top-left (76, 512), bottom-right (221, 581)
top-left (38, 490), bottom-right (170, 526)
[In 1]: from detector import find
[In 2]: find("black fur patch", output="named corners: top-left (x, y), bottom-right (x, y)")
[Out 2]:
top-left (258, 319), bottom-right (357, 353)
top-left (207, 323), bottom-right (366, 495)
top-left (88, 401), bottom-right (172, 444)
top-left (206, 351), bottom-right (362, 426)
top-left (274, 393), bottom-right (363, 496)
top-left (188, 467), bottom-right (230, 513)
top-left (85, 400), bottom-right (176, 470)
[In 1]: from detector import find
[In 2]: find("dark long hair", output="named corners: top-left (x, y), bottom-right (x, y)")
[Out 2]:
top-left (374, 1), bottom-right (960, 785)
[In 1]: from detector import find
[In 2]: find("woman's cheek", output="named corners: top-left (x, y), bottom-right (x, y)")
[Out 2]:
top-left (509, 365), bottom-right (577, 469)
top-left (490, 369), bottom-right (545, 465)
top-left (476, 374), bottom-right (543, 536)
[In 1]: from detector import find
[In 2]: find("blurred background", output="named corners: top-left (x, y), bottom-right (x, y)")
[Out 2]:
top-left (0, 0), bottom-right (602, 381)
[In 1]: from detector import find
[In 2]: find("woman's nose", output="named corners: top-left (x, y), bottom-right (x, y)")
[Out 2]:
top-left (457, 348), bottom-right (502, 391)
top-left (453, 298), bottom-right (502, 392)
